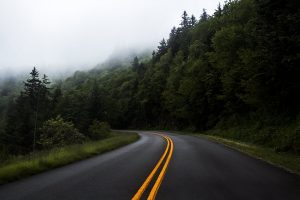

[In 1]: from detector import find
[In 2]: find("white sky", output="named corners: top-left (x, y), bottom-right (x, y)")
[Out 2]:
top-left (0, 0), bottom-right (223, 76)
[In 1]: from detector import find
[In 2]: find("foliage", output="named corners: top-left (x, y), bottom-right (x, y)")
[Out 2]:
top-left (1, 67), bottom-right (52, 154)
top-left (0, 132), bottom-right (139, 184)
top-left (38, 116), bottom-right (85, 149)
top-left (88, 121), bottom-right (111, 140)
top-left (0, 0), bottom-right (299, 157)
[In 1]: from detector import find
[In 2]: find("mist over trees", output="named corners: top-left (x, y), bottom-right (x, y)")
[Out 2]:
top-left (0, 0), bottom-right (299, 156)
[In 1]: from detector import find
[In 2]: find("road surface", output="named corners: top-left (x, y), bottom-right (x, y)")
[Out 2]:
top-left (0, 131), bottom-right (299, 200)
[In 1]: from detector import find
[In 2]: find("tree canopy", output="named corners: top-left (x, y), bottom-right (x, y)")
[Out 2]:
top-left (0, 0), bottom-right (299, 155)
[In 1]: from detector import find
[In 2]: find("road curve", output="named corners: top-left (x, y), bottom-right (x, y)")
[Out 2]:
top-left (0, 131), bottom-right (299, 200)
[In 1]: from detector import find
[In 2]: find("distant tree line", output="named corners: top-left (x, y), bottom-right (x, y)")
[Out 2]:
top-left (0, 0), bottom-right (299, 155)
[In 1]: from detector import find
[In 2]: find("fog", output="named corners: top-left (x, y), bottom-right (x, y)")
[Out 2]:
top-left (0, 0), bottom-right (223, 78)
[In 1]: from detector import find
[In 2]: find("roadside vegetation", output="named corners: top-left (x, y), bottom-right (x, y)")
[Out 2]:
top-left (0, 0), bottom-right (299, 175)
top-left (0, 132), bottom-right (139, 184)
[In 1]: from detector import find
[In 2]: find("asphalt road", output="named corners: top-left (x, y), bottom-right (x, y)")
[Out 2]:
top-left (0, 131), bottom-right (299, 200)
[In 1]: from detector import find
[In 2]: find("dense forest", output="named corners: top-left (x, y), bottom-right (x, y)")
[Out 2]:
top-left (0, 0), bottom-right (299, 157)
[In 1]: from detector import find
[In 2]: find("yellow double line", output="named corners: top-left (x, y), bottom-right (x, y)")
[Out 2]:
top-left (132, 133), bottom-right (174, 200)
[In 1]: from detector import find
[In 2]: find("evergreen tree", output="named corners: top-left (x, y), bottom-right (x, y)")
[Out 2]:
top-left (250, 0), bottom-right (300, 113)
top-left (24, 67), bottom-right (41, 110)
top-left (39, 74), bottom-right (51, 116)
top-left (200, 9), bottom-right (209, 22)
top-left (180, 11), bottom-right (190, 29)
top-left (214, 3), bottom-right (222, 17)
top-left (2, 67), bottom-right (51, 153)
top-left (157, 38), bottom-right (168, 57)
top-left (190, 15), bottom-right (197, 26)
top-left (151, 51), bottom-right (156, 60)
top-left (132, 56), bottom-right (146, 76)
top-left (168, 27), bottom-right (180, 54)
top-left (132, 56), bottom-right (139, 71)
top-left (2, 0), bottom-right (300, 156)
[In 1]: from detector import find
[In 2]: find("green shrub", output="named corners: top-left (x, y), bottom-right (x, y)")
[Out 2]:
top-left (88, 121), bottom-right (110, 140)
top-left (38, 116), bottom-right (85, 149)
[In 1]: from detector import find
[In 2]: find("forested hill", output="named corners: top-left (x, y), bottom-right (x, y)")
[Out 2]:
top-left (1, 0), bottom-right (300, 155)
top-left (59, 0), bottom-right (300, 129)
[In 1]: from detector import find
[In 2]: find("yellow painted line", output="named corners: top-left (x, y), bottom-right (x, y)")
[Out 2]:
top-left (132, 134), bottom-right (170, 200)
top-left (147, 135), bottom-right (174, 200)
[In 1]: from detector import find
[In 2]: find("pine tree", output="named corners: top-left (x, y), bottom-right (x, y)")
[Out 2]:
top-left (38, 74), bottom-right (51, 126)
top-left (152, 51), bottom-right (156, 58)
top-left (24, 67), bottom-right (41, 110)
top-left (168, 27), bottom-right (180, 55)
top-left (200, 9), bottom-right (209, 22)
top-left (132, 56), bottom-right (139, 71)
top-left (42, 74), bottom-right (50, 87)
top-left (180, 11), bottom-right (190, 29)
top-left (190, 15), bottom-right (197, 26)
top-left (3, 67), bottom-right (51, 153)
top-left (214, 3), bottom-right (222, 17)
top-left (157, 38), bottom-right (167, 57)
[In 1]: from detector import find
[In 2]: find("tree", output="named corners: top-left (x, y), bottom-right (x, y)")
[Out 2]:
top-left (248, 0), bottom-right (300, 114)
top-left (38, 116), bottom-right (85, 149)
top-left (214, 3), bottom-right (222, 17)
top-left (180, 11), bottom-right (190, 29)
top-left (168, 27), bottom-right (180, 54)
top-left (200, 9), bottom-right (209, 22)
top-left (163, 51), bottom-right (187, 128)
top-left (132, 56), bottom-right (139, 71)
top-left (156, 38), bottom-right (168, 57)
top-left (152, 51), bottom-right (156, 58)
top-left (38, 74), bottom-right (51, 126)
top-left (24, 67), bottom-right (41, 109)
top-left (2, 0), bottom-right (298, 157)
top-left (190, 15), bottom-right (197, 26)
top-left (2, 67), bottom-right (51, 153)
top-left (132, 57), bottom-right (146, 76)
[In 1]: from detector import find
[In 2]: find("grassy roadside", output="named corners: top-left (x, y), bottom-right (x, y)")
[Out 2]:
top-left (0, 132), bottom-right (139, 185)
top-left (191, 133), bottom-right (300, 175)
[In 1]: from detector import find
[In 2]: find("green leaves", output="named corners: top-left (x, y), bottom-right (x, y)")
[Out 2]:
top-left (88, 121), bottom-right (111, 140)
top-left (2, 0), bottom-right (299, 157)
top-left (38, 116), bottom-right (85, 149)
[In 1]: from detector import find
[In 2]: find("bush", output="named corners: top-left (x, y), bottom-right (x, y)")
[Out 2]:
top-left (38, 116), bottom-right (85, 149)
top-left (88, 121), bottom-right (111, 140)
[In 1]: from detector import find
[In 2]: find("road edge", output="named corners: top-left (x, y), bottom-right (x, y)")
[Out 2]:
top-left (192, 133), bottom-right (300, 176)
top-left (156, 130), bottom-right (300, 176)
top-left (0, 132), bottom-right (140, 185)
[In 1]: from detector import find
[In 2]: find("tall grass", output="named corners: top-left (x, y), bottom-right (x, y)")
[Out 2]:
top-left (0, 132), bottom-right (139, 184)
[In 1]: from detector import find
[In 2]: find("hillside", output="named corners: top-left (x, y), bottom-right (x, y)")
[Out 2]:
top-left (0, 0), bottom-right (299, 156)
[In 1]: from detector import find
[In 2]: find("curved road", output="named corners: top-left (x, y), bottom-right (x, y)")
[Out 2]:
top-left (0, 131), bottom-right (299, 200)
